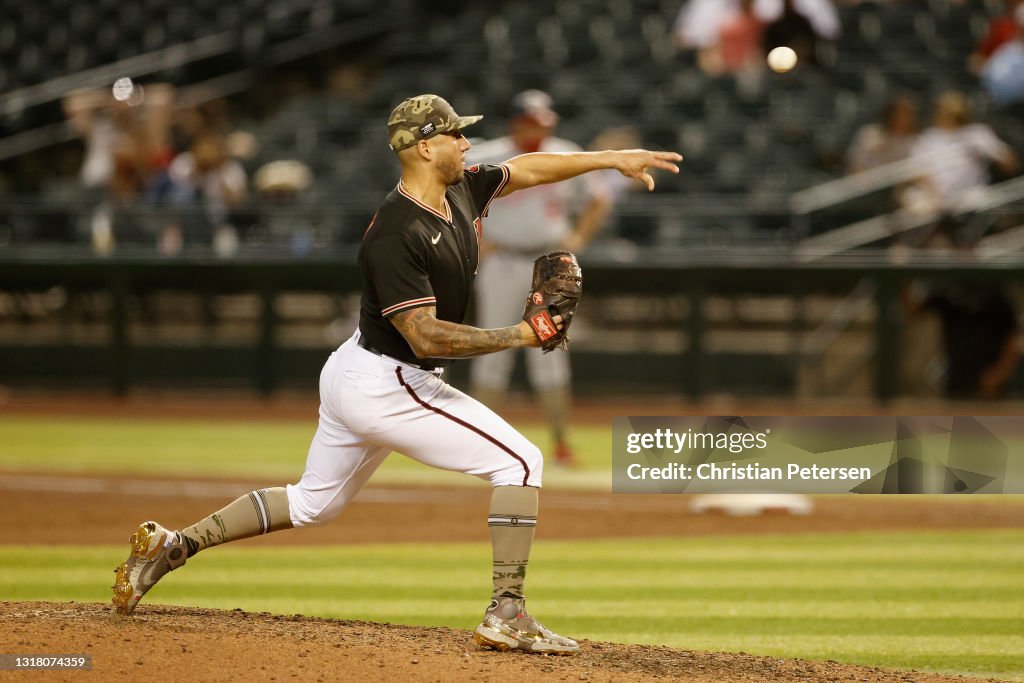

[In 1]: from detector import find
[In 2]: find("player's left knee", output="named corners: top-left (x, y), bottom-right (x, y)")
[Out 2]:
top-left (525, 444), bottom-right (544, 487)
top-left (489, 441), bottom-right (543, 487)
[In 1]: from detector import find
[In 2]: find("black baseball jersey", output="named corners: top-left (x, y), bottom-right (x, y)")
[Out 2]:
top-left (358, 163), bottom-right (510, 366)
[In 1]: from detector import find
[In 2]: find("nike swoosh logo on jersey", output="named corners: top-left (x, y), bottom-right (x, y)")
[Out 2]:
top-left (431, 232), bottom-right (442, 244)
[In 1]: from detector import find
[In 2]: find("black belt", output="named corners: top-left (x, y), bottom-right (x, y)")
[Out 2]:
top-left (357, 335), bottom-right (444, 373)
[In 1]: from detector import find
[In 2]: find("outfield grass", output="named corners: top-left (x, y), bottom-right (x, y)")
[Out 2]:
top-left (0, 415), bottom-right (610, 489)
top-left (1, 530), bottom-right (1021, 680)
top-left (3, 416), bottom-right (1024, 502)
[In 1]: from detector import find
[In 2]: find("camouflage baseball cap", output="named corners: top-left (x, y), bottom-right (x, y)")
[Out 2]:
top-left (387, 94), bottom-right (483, 152)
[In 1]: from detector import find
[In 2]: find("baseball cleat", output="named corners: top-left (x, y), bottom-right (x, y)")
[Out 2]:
top-left (473, 595), bottom-right (579, 655)
top-left (111, 521), bottom-right (187, 615)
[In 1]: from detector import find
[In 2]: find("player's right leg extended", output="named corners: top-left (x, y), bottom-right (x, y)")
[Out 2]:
top-left (113, 343), bottom-right (389, 615)
top-left (112, 486), bottom-right (293, 614)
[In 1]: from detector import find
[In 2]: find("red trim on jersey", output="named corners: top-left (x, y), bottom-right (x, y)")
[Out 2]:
top-left (362, 210), bottom-right (380, 239)
top-left (395, 367), bottom-right (531, 486)
top-left (480, 164), bottom-right (510, 218)
top-left (397, 182), bottom-right (452, 222)
top-left (472, 216), bottom-right (484, 275)
top-left (382, 296), bottom-right (437, 317)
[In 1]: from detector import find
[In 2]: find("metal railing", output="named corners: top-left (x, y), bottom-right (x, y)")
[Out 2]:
top-left (978, 223), bottom-right (1024, 260)
top-left (0, 72), bottom-right (257, 163)
top-left (4, 194), bottom-right (1024, 263)
top-left (790, 148), bottom-right (961, 216)
top-left (0, 32), bottom-right (240, 118)
top-left (792, 156), bottom-right (1024, 260)
top-left (0, 14), bottom-right (390, 161)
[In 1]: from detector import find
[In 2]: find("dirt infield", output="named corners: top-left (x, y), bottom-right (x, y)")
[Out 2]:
top-left (0, 602), bottom-right (1001, 683)
top-left (2, 471), bottom-right (1023, 546)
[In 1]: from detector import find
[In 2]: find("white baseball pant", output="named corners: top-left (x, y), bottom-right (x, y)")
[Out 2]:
top-left (285, 331), bottom-right (544, 527)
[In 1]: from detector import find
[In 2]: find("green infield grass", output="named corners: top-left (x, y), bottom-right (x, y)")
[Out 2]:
top-left (1, 530), bottom-right (1021, 680)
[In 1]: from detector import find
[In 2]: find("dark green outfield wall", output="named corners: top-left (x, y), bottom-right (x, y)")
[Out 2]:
top-left (1, 251), bottom-right (1020, 400)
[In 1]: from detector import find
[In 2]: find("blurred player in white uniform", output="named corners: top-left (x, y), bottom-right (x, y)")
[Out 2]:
top-left (469, 91), bottom-right (613, 465)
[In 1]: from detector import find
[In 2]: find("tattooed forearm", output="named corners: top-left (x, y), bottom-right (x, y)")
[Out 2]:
top-left (390, 306), bottom-right (532, 359)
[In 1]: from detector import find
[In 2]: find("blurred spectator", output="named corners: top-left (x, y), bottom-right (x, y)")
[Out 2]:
top-left (901, 91), bottom-right (1019, 214)
top-left (760, 0), bottom-right (839, 41)
top-left (675, 0), bottom-right (837, 68)
top-left (674, 0), bottom-right (743, 51)
top-left (697, 0), bottom-right (766, 78)
top-left (226, 131), bottom-right (260, 164)
top-left (981, 6), bottom-right (1024, 107)
top-left (63, 89), bottom-right (131, 192)
top-left (63, 83), bottom-right (175, 252)
top-left (468, 89), bottom-right (613, 466)
top-left (969, 0), bottom-right (1024, 73)
top-left (173, 99), bottom-right (234, 149)
top-left (326, 61), bottom-right (379, 104)
top-left (906, 223), bottom-right (1020, 400)
top-left (846, 94), bottom-right (919, 173)
top-left (64, 85), bottom-right (173, 191)
top-left (254, 160), bottom-right (312, 198)
top-left (167, 133), bottom-right (248, 252)
top-left (762, 0), bottom-right (840, 66)
top-left (674, 0), bottom-right (837, 46)
top-left (253, 160), bottom-right (316, 256)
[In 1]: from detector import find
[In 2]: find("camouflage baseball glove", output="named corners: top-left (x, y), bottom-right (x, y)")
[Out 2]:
top-left (522, 250), bottom-right (583, 353)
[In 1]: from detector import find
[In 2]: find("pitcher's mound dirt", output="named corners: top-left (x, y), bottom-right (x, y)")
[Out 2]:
top-left (0, 602), bottom-right (996, 683)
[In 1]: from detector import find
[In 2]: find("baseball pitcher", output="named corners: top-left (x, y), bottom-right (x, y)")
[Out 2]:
top-left (112, 93), bottom-right (680, 655)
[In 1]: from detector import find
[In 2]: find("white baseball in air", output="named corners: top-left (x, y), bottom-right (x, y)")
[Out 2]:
top-left (767, 46), bottom-right (798, 73)
top-left (112, 77), bottom-right (134, 101)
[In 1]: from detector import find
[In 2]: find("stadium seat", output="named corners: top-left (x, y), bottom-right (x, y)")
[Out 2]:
top-left (2, 0), bottom-right (1019, 253)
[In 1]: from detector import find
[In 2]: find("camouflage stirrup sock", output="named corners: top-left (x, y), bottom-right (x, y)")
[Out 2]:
top-left (180, 487), bottom-right (293, 556)
top-left (489, 485), bottom-right (539, 599)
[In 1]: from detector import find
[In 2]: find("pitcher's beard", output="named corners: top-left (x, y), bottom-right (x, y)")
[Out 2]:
top-left (440, 158), bottom-right (464, 186)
